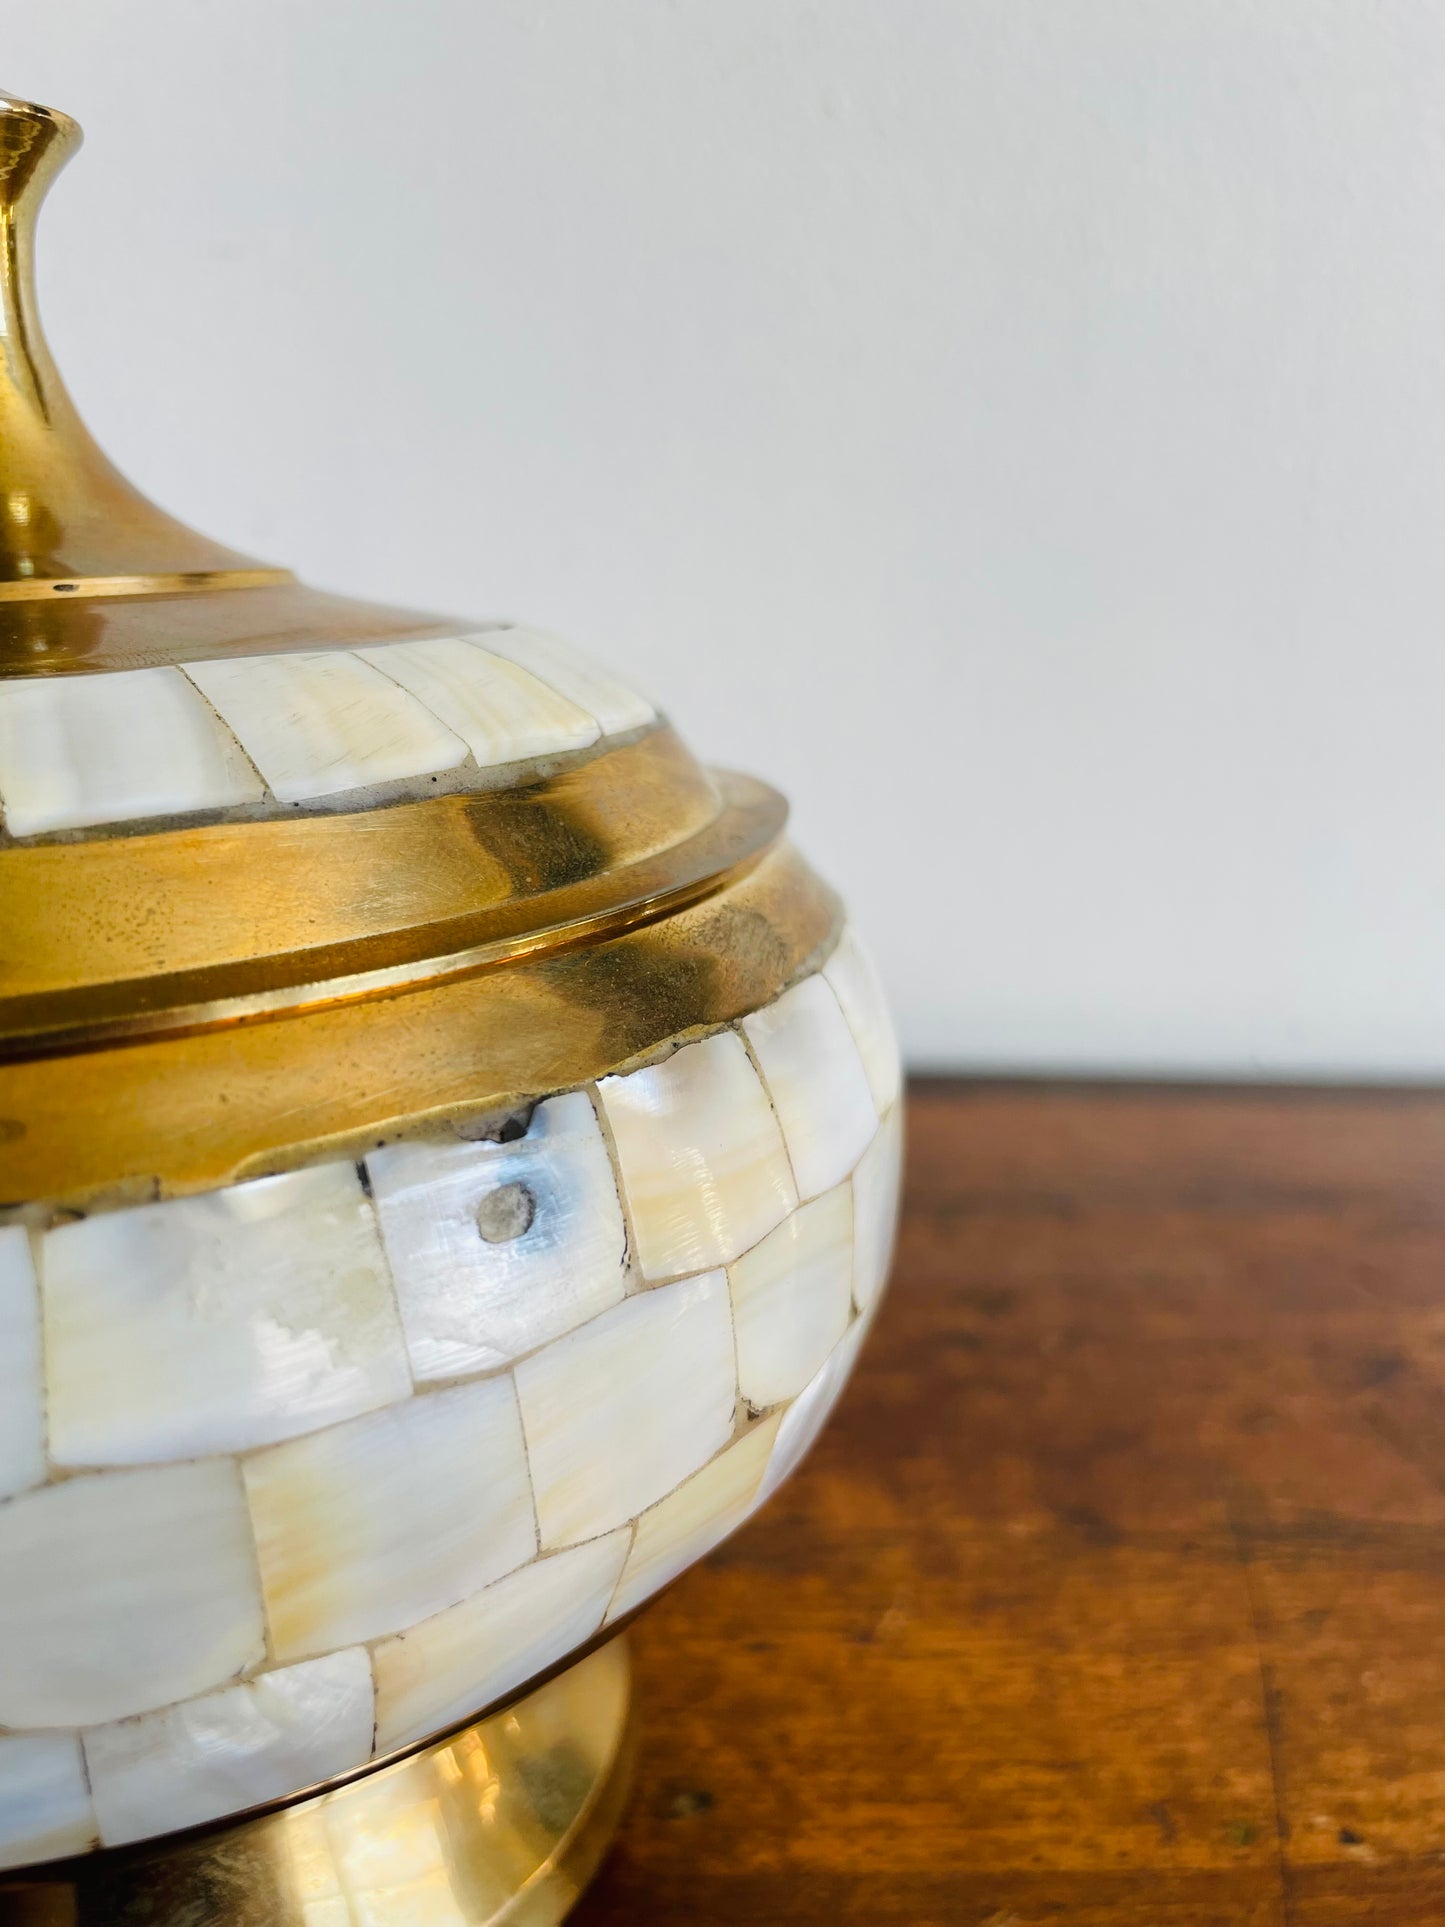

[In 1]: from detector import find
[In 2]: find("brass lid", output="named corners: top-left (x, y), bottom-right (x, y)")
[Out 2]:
top-left (0, 96), bottom-right (836, 1211)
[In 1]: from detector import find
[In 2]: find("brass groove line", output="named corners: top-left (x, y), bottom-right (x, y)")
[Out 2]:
top-left (0, 567), bottom-right (295, 602)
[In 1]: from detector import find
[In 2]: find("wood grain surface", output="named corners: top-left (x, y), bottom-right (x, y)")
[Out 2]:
top-left (574, 1078), bottom-right (1445, 1925)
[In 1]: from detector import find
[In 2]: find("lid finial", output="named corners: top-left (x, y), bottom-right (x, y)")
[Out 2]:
top-left (0, 93), bottom-right (283, 598)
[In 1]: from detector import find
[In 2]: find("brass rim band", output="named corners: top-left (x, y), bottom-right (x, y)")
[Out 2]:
top-left (0, 840), bottom-right (838, 1210)
top-left (0, 772), bottom-right (788, 1059)
top-left (0, 567), bottom-right (296, 602)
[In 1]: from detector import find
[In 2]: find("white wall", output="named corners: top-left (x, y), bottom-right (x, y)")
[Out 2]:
top-left (11, 2), bottom-right (1445, 1076)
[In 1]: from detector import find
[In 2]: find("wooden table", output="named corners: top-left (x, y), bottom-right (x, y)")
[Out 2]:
top-left (574, 1078), bottom-right (1445, 1925)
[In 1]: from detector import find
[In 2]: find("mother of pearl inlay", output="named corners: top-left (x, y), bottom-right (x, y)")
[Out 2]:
top-left (42, 1164), bottom-right (412, 1466)
top-left (243, 1374), bottom-right (536, 1661)
top-left (358, 637), bottom-right (601, 765)
top-left (598, 1032), bottom-right (798, 1281)
top-left (0, 929), bottom-right (902, 1860)
top-left (0, 665), bottom-right (264, 837)
top-left (0, 1460), bottom-right (266, 1728)
top-left (183, 650), bottom-right (469, 802)
top-left (0, 1229), bottom-right (44, 1503)
top-left (368, 1091), bottom-right (628, 1381)
top-left (515, 1268), bottom-right (737, 1548)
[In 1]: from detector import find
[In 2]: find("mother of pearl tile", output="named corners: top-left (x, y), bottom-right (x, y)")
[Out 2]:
top-left (0, 1228), bottom-right (44, 1502)
top-left (358, 637), bottom-right (600, 765)
top-left (0, 1735), bottom-right (96, 1871)
top-left (729, 1183), bottom-right (854, 1410)
top-left (598, 1032), bottom-right (798, 1281)
top-left (823, 926), bottom-right (903, 1114)
top-left (84, 1648), bottom-right (376, 1848)
top-left (367, 1091), bottom-right (628, 1381)
top-left (755, 1316), bottom-right (871, 1508)
top-left (244, 1376), bottom-right (536, 1661)
top-left (515, 1269), bottom-right (737, 1548)
top-left (480, 627), bottom-right (656, 736)
top-left (743, 974), bottom-right (879, 1201)
top-left (0, 664), bottom-right (263, 838)
top-left (183, 650), bottom-right (468, 802)
top-left (605, 1412), bottom-right (781, 1625)
top-left (0, 1461), bottom-right (265, 1728)
top-left (852, 1103), bottom-right (903, 1315)
top-left (373, 1531), bottom-right (629, 1753)
top-left (43, 1164), bottom-right (412, 1467)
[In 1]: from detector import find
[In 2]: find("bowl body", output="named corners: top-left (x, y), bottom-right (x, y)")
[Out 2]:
top-left (0, 626), bottom-right (901, 1866)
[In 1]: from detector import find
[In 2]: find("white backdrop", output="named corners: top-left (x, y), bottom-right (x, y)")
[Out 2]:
top-left (10, 2), bottom-right (1445, 1076)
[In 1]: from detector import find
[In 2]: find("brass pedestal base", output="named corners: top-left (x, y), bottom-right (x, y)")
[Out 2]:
top-left (0, 1639), bottom-right (634, 1927)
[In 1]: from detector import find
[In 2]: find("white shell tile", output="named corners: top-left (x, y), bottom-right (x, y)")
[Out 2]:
top-left (756, 1316), bottom-right (870, 1508)
top-left (0, 1228), bottom-right (44, 1502)
top-left (606, 1414), bottom-right (781, 1625)
top-left (43, 1164), bottom-right (412, 1466)
top-left (599, 1032), bottom-right (798, 1281)
top-left (0, 664), bottom-right (263, 838)
top-left (852, 1103), bottom-right (903, 1315)
top-left (0, 1461), bottom-right (265, 1727)
top-left (481, 627), bottom-right (656, 736)
top-left (358, 637), bottom-right (600, 766)
top-left (0, 1735), bottom-right (96, 1871)
top-left (368, 1092), bottom-right (627, 1381)
top-left (729, 1183), bottom-right (854, 1410)
top-left (85, 1648), bottom-right (376, 1848)
top-left (823, 926), bottom-right (901, 1114)
top-left (743, 974), bottom-right (879, 1201)
top-left (373, 1531), bottom-right (629, 1754)
top-left (183, 650), bottom-right (468, 802)
top-left (515, 1269), bottom-right (737, 1548)
top-left (245, 1376), bottom-right (536, 1660)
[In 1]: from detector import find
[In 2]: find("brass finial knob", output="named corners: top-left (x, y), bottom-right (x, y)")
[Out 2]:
top-left (0, 93), bottom-right (280, 595)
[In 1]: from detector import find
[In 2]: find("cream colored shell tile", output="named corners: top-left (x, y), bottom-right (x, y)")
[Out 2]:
top-left (852, 1103), bottom-right (903, 1315)
top-left (368, 1091), bottom-right (628, 1382)
top-left (0, 664), bottom-right (263, 838)
top-left (0, 1461), bottom-right (265, 1728)
top-left (729, 1183), bottom-right (854, 1410)
top-left (43, 1164), bottom-right (412, 1467)
top-left (183, 650), bottom-right (468, 802)
top-left (756, 1316), bottom-right (871, 1508)
top-left (515, 1269), bottom-right (737, 1549)
top-left (357, 637), bottom-right (600, 766)
top-left (373, 1531), bottom-right (629, 1754)
top-left (480, 627), bottom-right (656, 736)
top-left (823, 925), bottom-right (902, 1114)
top-left (598, 1032), bottom-right (798, 1281)
top-left (743, 974), bottom-right (879, 1201)
top-left (244, 1376), bottom-right (536, 1661)
top-left (0, 1735), bottom-right (96, 1871)
top-left (0, 1228), bottom-right (44, 1503)
top-left (84, 1648), bottom-right (376, 1848)
top-left (606, 1413), bottom-right (781, 1625)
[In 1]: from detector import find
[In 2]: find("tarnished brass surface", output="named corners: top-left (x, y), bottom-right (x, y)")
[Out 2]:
top-left (0, 839), bottom-right (838, 1212)
top-left (0, 727), bottom-right (733, 1026)
top-left (0, 774), bottom-right (784, 1054)
top-left (0, 1639), bottom-right (635, 1927)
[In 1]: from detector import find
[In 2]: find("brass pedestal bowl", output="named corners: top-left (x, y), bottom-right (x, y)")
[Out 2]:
top-left (0, 93), bottom-right (901, 1925)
